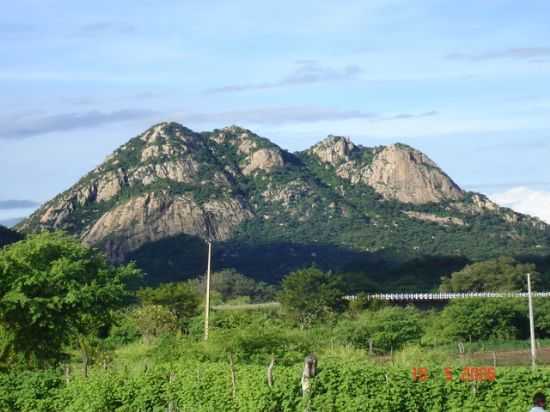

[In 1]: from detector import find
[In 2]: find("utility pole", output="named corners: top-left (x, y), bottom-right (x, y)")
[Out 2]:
top-left (204, 240), bottom-right (212, 341)
top-left (527, 273), bottom-right (536, 370)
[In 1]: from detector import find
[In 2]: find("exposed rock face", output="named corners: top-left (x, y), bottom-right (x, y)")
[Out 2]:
top-left (82, 192), bottom-right (252, 261)
top-left (262, 179), bottom-right (312, 208)
top-left (18, 122), bottom-right (550, 271)
top-left (451, 194), bottom-right (546, 229)
top-left (242, 148), bottom-right (285, 175)
top-left (404, 211), bottom-right (465, 226)
top-left (365, 145), bottom-right (465, 204)
top-left (212, 126), bottom-right (259, 155)
top-left (309, 135), bottom-right (357, 165)
top-left (308, 139), bottom-right (465, 205)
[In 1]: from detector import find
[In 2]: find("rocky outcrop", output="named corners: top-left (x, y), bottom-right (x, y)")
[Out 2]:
top-left (365, 145), bottom-right (465, 204)
top-left (211, 126), bottom-right (259, 155)
top-left (262, 179), bottom-right (312, 207)
top-left (131, 159), bottom-right (200, 185)
top-left (308, 139), bottom-right (463, 205)
top-left (404, 211), bottom-right (465, 226)
top-left (18, 122), bottom-right (549, 269)
top-left (308, 135), bottom-right (357, 166)
top-left (82, 192), bottom-right (252, 261)
top-left (242, 148), bottom-right (285, 175)
top-left (451, 194), bottom-right (547, 230)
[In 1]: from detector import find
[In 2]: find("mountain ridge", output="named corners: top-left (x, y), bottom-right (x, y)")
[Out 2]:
top-left (17, 122), bottom-right (550, 283)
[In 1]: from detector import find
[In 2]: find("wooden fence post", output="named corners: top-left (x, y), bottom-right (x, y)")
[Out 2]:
top-left (168, 372), bottom-right (176, 412)
top-left (63, 364), bottom-right (71, 384)
top-left (267, 355), bottom-right (275, 388)
top-left (301, 354), bottom-right (317, 395)
top-left (229, 353), bottom-right (237, 400)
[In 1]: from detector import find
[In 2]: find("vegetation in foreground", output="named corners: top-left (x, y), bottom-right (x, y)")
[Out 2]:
top-left (1, 232), bottom-right (550, 411)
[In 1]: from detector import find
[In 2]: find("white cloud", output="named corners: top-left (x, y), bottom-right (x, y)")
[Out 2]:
top-left (490, 187), bottom-right (550, 223)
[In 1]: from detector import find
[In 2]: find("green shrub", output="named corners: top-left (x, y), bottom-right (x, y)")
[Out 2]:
top-left (425, 298), bottom-right (528, 343)
top-left (336, 306), bottom-right (424, 352)
top-left (132, 304), bottom-right (178, 343)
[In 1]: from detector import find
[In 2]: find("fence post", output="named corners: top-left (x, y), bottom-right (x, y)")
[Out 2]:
top-left (301, 354), bottom-right (317, 395)
top-left (267, 355), bottom-right (275, 388)
top-left (228, 353), bottom-right (237, 400)
top-left (63, 364), bottom-right (71, 384)
top-left (168, 372), bottom-right (176, 412)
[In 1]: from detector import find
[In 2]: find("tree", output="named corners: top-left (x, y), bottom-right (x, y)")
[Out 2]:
top-left (338, 306), bottom-right (423, 352)
top-left (196, 269), bottom-right (276, 303)
top-left (440, 256), bottom-right (539, 292)
top-left (137, 282), bottom-right (201, 329)
top-left (0, 231), bottom-right (141, 365)
top-left (278, 266), bottom-right (345, 328)
top-left (424, 298), bottom-right (527, 343)
top-left (132, 304), bottom-right (178, 343)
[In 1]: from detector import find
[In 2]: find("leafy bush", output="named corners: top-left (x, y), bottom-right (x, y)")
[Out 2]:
top-left (440, 257), bottom-right (539, 292)
top-left (425, 298), bottom-right (528, 343)
top-left (279, 267), bottom-right (345, 328)
top-left (105, 309), bottom-right (141, 347)
top-left (132, 304), bottom-right (178, 343)
top-left (337, 306), bottom-right (424, 352)
top-left (195, 269), bottom-right (277, 303)
top-left (137, 281), bottom-right (201, 330)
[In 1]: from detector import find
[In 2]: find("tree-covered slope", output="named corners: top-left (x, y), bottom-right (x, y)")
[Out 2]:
top-left (17, 122), bottom-right (550, 284)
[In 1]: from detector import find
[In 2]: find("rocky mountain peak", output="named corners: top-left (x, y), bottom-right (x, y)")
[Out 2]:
top-left (17, 123), bottom-right (549, 272)
top-left (210, 126), bottom-right (259, 154)
top-left (308, 135), bottom-right (358, 165)
top-left (139, 122), bottom-right (195, 144)
top-left (365, 143), bottom-right (465, 204)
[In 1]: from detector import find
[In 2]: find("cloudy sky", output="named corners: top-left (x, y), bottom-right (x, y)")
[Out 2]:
top-left (1, 0), bottom-right (550, 225)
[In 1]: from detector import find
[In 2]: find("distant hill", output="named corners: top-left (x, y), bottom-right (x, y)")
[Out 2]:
top-left (0, 225), bottom-right (23, 248)
top-left (0, 217), bottom-right (25, 228)
top-left (17, 122), bottom-right (550, 286)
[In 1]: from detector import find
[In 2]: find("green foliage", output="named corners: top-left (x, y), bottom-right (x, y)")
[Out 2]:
top-left (279, 267), bottom-right (345, 327)
top-left (196, 268), bottom-right (277, 303)
top-left (132, 304), bottom-right (178, 342)
top-left (0, 369), bottom-right (61, 412)
top-left (533, 298), bottom-right (550, 338)
top-left (337, 306), bottom-right (424, 352)
top-left (4, 362), bottom-right (550, 411)
top-left (138, 281), bottom-right (201, 329)
top-left (0, 231), bottom-right (141, 365)
top-left (105, 309), bottom-right (141, 347)
top-left (440, 257), bottom-right (539, 292)
top-left (425, 298), bottom-right (528, 343)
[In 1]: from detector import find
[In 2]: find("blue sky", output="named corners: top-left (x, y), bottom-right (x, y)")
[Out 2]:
top-left (1, 0), bottom-right (550, 223)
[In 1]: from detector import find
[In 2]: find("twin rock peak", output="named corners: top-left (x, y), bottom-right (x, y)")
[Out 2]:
top-left (19, 122), bottom-right (509, 261)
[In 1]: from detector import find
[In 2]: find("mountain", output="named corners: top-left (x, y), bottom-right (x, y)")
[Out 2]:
top-left (0, 225), bottom-right (23, 248)
top-left (17, 122), bottom-right (550, 286)
top-left (0, 217), bottom-right (25, 228)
